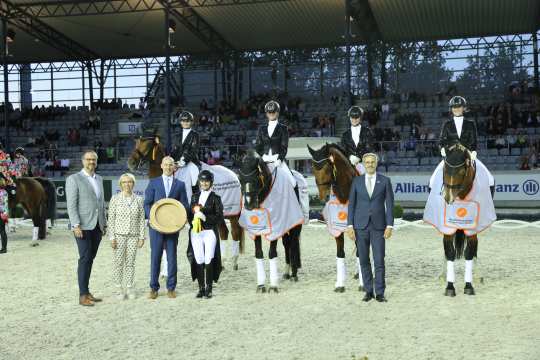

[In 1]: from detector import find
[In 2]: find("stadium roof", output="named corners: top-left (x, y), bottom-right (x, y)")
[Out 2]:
top-left (1, 0), bottom-right (539, 63)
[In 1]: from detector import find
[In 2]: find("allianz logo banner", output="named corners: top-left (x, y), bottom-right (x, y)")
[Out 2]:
top-left (389, 173), bottom-right (540, 201)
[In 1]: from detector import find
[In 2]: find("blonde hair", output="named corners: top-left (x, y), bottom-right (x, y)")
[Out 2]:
top-left (81, 150), bottom-right (98, 160)
top-left (118, 173), bottom-right (136, 186)
top-left (161, 156), bottom-right (175, 164)
top-left (362, 152), bottom-right (379, 162)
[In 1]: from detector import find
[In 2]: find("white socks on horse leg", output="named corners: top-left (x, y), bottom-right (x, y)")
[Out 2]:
top-left (220, 241), bottom-right (226, 258)
top-left (269, 257), bottom-right (279, 287)
top-left (46, 219), bottom-right (52, 229)
top-left (446, 261), bottom-right (455, 283)
top-left (255, 258), bottom-right (266, 286)
top-left (231, 240), bottom-right (239, 259)
top-left (160, 249), bottom-right (168, 278)
top-left (32, 227), bottom-right (39, 241)
top-left (356, 256), bottom-right (364, 287)
top-left (336, 257), bottom-right (346, 288)
top-left (465, 260), bottom-right (474, 283)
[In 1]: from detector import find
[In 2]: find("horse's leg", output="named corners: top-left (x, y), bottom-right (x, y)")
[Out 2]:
top-left (254, 236), bottom-right (266, 293)
top-left (229, 216), bottom-right (243, 270)
top-left (268, 240), bottom-right (279, 293)
top-left (0, 220), bottom-right (7, 253)
top-left (443, 234), bottom-right (457, 296)
top-left (335, 234), bottom-right (346, 292)
top-left (38, 201), bottom-right (47, 240)
top-left (288, 225), bottom-right (301, 281)
top-left (464, 235), bottom-right (478, 295)
top-left (218, 219), bottom-right (229, 267)
top-left (282, 233), bottom-right (291, 280)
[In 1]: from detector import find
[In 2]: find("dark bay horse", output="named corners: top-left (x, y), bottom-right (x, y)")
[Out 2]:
top-left (441, 144), bottom-right (478, 296)
top-left (127, 136), bottom-right (245, 268)
top-left (307, 143), bottom-right (363, 292)
top-left (238, 150), bottom-right (303, 293)
top-left (0, 173), bottom-right (57, 245)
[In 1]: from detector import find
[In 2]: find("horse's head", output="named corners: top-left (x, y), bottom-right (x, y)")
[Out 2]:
top-left (308, 143), bottom-right (335, 202)
top-left (127, 136), bottom-right (161, 172)
top-left (442, 144), bottom-right (474, 204)
top-left (238, 150), bottom-right (270, 210)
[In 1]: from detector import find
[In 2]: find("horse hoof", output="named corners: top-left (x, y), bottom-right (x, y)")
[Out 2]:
top-left (256, 285), bottom-right (266, 293)
top-left (354, 273), bottom-right (359, 280)
top-left (444, 288), bottom-right (456, 297)
top-left (290, 275), bottom-right (298, 282)
top-left (283, 273), bottom-right (291, 280)
top-left (464, 283), bottom-right (475, 295)
top-left (233, 264), bottom-right (238, 271)
top-left (30, 242), bottom-right (39, 247)
top-left (269, 287), bottom-right (279, 293)
top-left (358, 286), bottom-right (364, 292)
top-left (334, 287), bottom-right (345, 293)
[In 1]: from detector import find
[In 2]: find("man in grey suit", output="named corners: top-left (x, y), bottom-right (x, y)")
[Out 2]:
top-left (347, 153), bottom-right (394, 302)
top-left (66, 150), bottom-right (107, 306)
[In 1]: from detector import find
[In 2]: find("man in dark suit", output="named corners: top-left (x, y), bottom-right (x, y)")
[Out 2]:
top-left (341, 106), bottom-right (375, 167)
top-left (144, 156), bottom-right (189, 299)
top-left (347, 153), bottom-right (394, 302)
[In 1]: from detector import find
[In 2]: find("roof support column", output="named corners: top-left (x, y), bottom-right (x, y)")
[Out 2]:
top-left (380, 43), bottom-right (387, 98)
top-left (213, 60), bottom-right (218, 105)
top-left (366, 42), bottom-right (374, 100)
top-left (533, 32), bottom-right (539, 90)
top-left (164, 7), bottom-right (172, 150)
top-left (81, 65), bottom-right (85, 108)
top-left (345, 0), bottom-right (352, 106)
top-left (87, 61), bottom-right (94, 110)
top-left (50, 66), bottom-right (54, 107)
top-left (2, 17), bottom-right (9, 152)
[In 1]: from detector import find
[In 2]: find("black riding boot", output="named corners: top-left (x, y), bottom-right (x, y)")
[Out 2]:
top-left (196, 264), bottom-right (205, 298)
top-left (205, 264), bottom-right (213, 298)
top-left (0, 221), bottom-right (7, 254)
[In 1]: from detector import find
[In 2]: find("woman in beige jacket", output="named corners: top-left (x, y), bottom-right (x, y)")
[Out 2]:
top-left (108, 173), bottom-right (146, 300)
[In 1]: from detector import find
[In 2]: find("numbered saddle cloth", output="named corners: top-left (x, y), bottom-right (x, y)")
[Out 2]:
top-left (239, 167), bottom-right (304, 241)
top-left (423, 161), bottom-right (496, 235)
top-left (292, 169), bottom-right (310, 224)
top-left (322, 194), bottom-right (349, 237)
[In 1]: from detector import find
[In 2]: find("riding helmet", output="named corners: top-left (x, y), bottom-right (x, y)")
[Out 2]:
top-left (179, 110), bottom-right (194, 122)
top-left (348, 106), bottom-right (364, 119)
top-left (448, 96), bottom-right (467, 108)
top-left (264, 100), bottom-right (280, 113)
top-left (198, 170), bottom-right (214, 184)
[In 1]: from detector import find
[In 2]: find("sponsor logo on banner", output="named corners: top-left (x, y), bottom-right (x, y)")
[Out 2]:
top-left (523, 179), bottom-right (539, 195)
top-left (444, 201), bottom-right (479, 229)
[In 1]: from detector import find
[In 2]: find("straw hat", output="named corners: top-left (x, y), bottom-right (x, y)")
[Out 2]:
top-left (149, 198), bottom-right (187, 234)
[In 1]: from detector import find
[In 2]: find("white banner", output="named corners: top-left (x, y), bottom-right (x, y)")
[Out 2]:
top-left (118, 122), bottom-right (142, 136)
top-left (306, 172), bottom-right (540, 201)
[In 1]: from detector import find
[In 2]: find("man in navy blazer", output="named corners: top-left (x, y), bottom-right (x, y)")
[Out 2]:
top-left (144, 156), bottom-right (189, 299)
top-left (347, 153), bottom-right (394, 302)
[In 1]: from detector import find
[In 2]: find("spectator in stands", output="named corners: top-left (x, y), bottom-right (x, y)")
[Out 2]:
top-left (506, 129), bottom-right (517, 152)
top-left (381, 101), bottom-right (390, 123)
top-left (494, 136), bottom-right (506, 152)
top-left (106, 145), bottom-right (115, 164)
top-left (516, 131), bottom-right (528, 148)
top-left (138, 97), bottom-right (146, 111)
top-left (200, 99), bottom-right (208, 111)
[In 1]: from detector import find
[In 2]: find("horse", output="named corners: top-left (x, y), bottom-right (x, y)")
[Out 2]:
top-left (441, 144), bottom-right (478, 297)
top-left (307, 143), bottom-right (364, 292)
top-left (238, 150), bottom-right (303, 293)
top-left (0, 173), bottom-right (57, 246)
top-left (127, 136), bottom-right (245, 269)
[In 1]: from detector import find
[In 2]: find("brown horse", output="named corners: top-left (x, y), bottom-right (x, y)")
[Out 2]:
top-left (0, 173), bottom-right (57, 245)
top-left (127, 136), bottom-right (245, 268)
top-left (441, 144), bottom-right (478, 297)
top-left (307, 143), bottom-right (363, 292)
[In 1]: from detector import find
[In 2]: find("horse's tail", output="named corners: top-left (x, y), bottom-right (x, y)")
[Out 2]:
top-left (454, 230), bottom-right (466, 259)
top-left (35, 177), bottom-right (57, 225)
top-left (38, 200), bottom-right (47, 239)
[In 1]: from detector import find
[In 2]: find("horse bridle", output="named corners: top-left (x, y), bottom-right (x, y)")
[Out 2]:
top-left (133, 137), bottom-right (157, 170)
top-left (311, 157), bottom-right (338, 189)
top-left (239, 163), bottom-right (277, 203)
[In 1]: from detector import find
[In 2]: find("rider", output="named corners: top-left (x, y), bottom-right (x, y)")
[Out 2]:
top-left (11, 147), bottom-right (30, 177)
top-left (254, 100), bottom-right (297, 192)
top-left (341, 106), bottom-right (374, 172)
top-left (435, 96), bottom-right (495, 194)
top-left (172, 110), bottom-right (201, 196)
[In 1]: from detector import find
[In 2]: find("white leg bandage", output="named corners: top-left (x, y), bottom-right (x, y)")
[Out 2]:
top-left (465, 260), bottom-right (474, 283)
top-left (269, 257), bottom-right (279, 287)
top-left (446, 261), bottom-right (455, 283)
top-left (336, 257), bottom-right (346, 287)
top-left (356, 256), bottom-right (364, 287)
top-left (32, 227), bottom-right (39, 241)
top-left (256, 258), bottom-right (266, 286)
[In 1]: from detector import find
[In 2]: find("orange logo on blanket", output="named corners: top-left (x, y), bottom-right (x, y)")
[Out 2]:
top-left (250, 215), bottom-right (259, 224)
top-left (456, 207), bottom-right (468, 218)
top-left (337, 211), bottom-right (347, 221)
